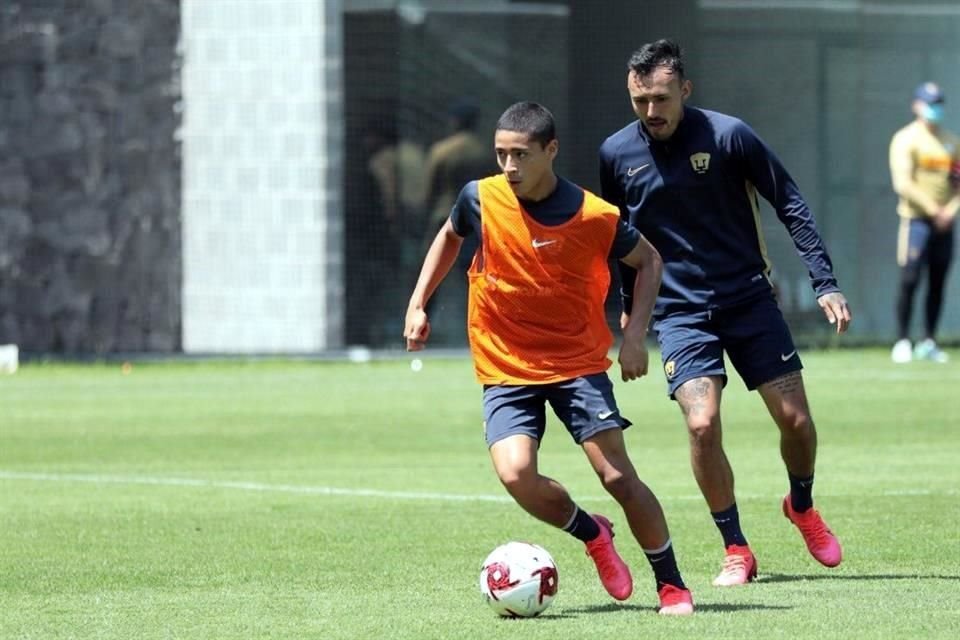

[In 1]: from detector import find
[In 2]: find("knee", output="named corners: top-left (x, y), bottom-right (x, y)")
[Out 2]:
top-left (686, 414), bottom-right (722, 449)
top-left (900, 266), bottom-right (921, 289)
top-left (778, 411), bottom-right (815, 438)
top-left (596, 467), bottom-right (637, 503)
top-left (497, 467), bottom-right (536, 497)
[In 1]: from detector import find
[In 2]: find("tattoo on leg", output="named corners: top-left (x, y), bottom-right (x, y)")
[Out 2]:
top-left (676, 378), bottom-right (711, 418)
top-left (766, 371), bottom-right (802, 395)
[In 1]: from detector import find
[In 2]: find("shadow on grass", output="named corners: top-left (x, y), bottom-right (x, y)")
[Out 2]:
top-left (488, 611), bottom-right (579, 620)
top-left (695, 603), bottom-right (793, 613)
top-left (564, 602), bottom-right (792, 614)
top-left (533, 613), bottom-right (579, 620)
top-left (762, 572), bottom-right (960, 583)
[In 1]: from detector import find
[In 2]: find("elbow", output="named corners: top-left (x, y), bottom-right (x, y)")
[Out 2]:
top-left (890, 177), bottom-right (911, 198)
top-left (648, 247), bottom-right (663, 282)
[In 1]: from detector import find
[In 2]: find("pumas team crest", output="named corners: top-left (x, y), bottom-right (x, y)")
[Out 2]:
top-left (664, 360), bottom-right (676, 379)
top-left (690, 152), bottom-right (710, 174)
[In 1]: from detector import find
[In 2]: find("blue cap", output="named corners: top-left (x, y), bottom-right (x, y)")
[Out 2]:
top-left (914, 82), bottom-right (944, 104)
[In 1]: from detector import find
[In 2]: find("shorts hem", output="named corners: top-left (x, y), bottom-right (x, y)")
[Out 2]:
top-left (573, 418), bottom-right (632, 445)
top-left (667, 370), bottom-right (727, 399)
top-left (744, 360), bottom-right (804, 391)
top-left (485, 430), bottom-right (541, 449)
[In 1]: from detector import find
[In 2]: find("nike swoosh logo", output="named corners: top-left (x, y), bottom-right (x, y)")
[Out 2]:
top-left (781, 350), bottom-right (797, 361)
top-left (598, 410), bottom-right (616, 420)
top-left (531, 239), bottom-right (557, 248)
top-left (626, 163), bottom-right (650, 176)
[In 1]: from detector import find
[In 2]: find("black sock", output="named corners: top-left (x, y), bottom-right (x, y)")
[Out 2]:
top-left (789, 472), bottom-right (814, 513)
top-left (644, 540), bottom-right (686, 590)
top-left (711, 503), bottom-right (748, 548)
top-left (562, 506), bottom-right (600, 542)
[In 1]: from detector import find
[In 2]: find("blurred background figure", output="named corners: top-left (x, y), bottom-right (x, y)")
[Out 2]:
top-left (888, 82), bottom-right (959, 364)
top-left (363, 121), bottom-right (426, 241)
top-left (349, 120), bottom-right (427, 345)
top-left (422, 100), bottom-right (495, 236)
top-left (419, 100), bottom-right (498, 345)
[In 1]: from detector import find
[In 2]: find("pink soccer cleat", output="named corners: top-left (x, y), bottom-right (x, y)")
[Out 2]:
top-left (783, 495), bottom-right (843, 567)
top-left (712, 544), bottom-right (758, 586)
top-left (584, 514), bottom-right (633, 600)
top-left (657, 583), bottom-right (694, 616)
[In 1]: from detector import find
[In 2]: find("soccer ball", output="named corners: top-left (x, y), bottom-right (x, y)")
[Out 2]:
top-left (479, 542), bottom-right (558, 617)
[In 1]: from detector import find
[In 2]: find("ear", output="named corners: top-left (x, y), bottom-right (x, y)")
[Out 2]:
top-left (546, 138), bottom-right (559, 160)
top-left (680, 79), bottom-right (693, 102)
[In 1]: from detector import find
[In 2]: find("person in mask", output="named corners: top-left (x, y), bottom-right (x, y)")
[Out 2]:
top-left (888, 82), bottom-right (959, 363)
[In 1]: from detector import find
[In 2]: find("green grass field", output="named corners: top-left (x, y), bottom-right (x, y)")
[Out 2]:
top-left (1, 350), bottom-right (958, 639)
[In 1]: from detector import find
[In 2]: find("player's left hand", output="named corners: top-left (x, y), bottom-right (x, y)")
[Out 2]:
top-left (618, 336), bottom-right (649, 382)
top-left (817, 291), bottom-right (852, 334)
top-left (932, 208), bottom-right (954, 232)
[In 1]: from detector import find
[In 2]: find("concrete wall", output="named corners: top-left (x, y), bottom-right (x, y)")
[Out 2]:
top-left (180, 0), bottom-right (343, 353)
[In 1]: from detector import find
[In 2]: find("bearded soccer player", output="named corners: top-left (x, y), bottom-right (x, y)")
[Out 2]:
top-left (600, 39), bottom-right (851, 587)
top-left (404, 101), bottom-right (693, 615)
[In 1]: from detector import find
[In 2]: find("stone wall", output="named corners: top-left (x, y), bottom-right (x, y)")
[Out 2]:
top-left (0, 0), bottom-right (181, 353)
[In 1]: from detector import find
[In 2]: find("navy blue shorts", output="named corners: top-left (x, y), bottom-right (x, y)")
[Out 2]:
top-left (482, 373), bottom-right (632, 447)
top-left (652, 295), bottom-right (802, 398)
top-left (898, 218), bottom-right (954, 271)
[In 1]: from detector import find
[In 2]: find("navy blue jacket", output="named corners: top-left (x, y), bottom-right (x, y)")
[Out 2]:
top-left (600, 106), bottom-right (839, 317)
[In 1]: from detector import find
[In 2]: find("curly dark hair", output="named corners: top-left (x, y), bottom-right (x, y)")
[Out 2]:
top-left (627, 39), bottom-right (685, 79)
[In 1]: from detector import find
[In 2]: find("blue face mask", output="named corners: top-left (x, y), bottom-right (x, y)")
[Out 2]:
top-left (921, 102), bottom-right (945, 124)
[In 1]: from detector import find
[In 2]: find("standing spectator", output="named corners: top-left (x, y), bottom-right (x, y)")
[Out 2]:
top-left (422, 100), bottom-right (495, 234)
top-left (888, 82), bottom-right (959, 363)
top-left (419, 101), bottom-right (496, 344)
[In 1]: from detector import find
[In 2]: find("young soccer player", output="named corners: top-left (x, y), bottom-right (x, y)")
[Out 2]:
top-left (404, 101), bottom-right (693, 615)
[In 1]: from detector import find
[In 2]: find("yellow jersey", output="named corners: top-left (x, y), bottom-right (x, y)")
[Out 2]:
top-left (889, 120), bottom-right (960, 219)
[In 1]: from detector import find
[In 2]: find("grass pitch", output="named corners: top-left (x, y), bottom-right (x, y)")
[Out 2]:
top-left (1, 349), bottom-right (958, 639)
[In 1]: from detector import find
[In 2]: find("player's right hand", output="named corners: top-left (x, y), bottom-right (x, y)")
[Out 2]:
top-left (404, 308), bottom-right (430, 351)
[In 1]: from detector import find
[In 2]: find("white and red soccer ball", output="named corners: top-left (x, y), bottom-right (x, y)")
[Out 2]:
top-left (479, 542), bottom-right (558, 617)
